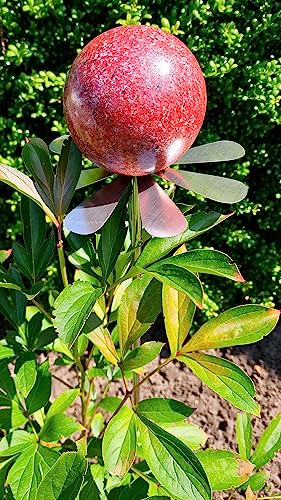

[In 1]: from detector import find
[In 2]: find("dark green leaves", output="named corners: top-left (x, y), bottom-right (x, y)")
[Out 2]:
top-left (180, 353), bottom-right (260, 415)
top-left (53, 137), bottom-right (82, 217)
top-left (13, 198), bottom-right (54, 283)
top-left (251, 412), bottom-right (281, 467)
top-left (136, 211), bottom-right (232, 268)
top-left (196, 449), bottom-right (254, 490)
top-left (236, 413), bottom-right (252, 459)
top-left (36, 451), bottom-right (87, 500)
top-left (136, 398), bottom-right (193, 423)
top-left (182, 305), bottom-right (280, 352)
top-left (118, 275), bottom-right (162, 354)
top-left (98, 184), bottom-right (131, 281)
top-left (0, 367), bottom-right (27, 430)
top-left (122, 341), bottom-right (164, 371)
top-left (138, 415), bottom-right (211, 500)
top-left (102, 406), bottom-right (136, 477)
top-left (53, 281), bottom-right (104, 347)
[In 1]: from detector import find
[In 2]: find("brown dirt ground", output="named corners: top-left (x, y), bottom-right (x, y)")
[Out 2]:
top-left (51, 321), bottom-right (281, 500)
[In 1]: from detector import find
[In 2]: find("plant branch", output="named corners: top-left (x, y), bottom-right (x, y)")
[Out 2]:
top-left (57, 224), bottom-right (68, 287)
top-left (51, 372), bottom-right (75, 390)
top-left (31, 298), bottom-right (52, 322)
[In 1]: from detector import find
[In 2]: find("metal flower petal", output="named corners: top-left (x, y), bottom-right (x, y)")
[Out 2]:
top-left (177, 140), bottom-right (245, 164)
top-left (64, 176), bottom-right (130, 235)
top-left (138, 176), bottom-right (187, 237)
top-left (161, 168), bottom-right (248, 204)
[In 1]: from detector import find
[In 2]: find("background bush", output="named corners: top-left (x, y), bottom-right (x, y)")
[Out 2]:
top-left (1, 0), bottom-right (280, 314)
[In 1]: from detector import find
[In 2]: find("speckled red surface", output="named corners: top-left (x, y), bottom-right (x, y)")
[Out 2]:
top-left (64, 25), bottom-right (207, 176)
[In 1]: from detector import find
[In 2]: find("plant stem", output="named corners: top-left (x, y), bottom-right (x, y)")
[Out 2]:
top-left (57, 224), bottom-right (68, 287)
top-left (31, 298), bottom-right (52, 322)
top-left (51, 373), bottom-right (75, 390)
top-left (130, 177), bottom-right (142, 405)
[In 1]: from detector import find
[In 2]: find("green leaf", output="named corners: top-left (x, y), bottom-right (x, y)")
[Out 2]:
top-left (102, 406), bottom-right (136, 477)
top-left (40, 413), bottom-right (83, 442)
top-left (26, 360), bottom-right (51, 414)
top-left (0, 268), bottom-right (43, 299)
top-left (182, 305), bottom-right (280, 352)
top-left (86, 326), bottom-right (119, 365)
top-left (107, 477), bottom-right (148, 500)
top-left (53, 137), bottom-right (82, 217)
top-left (180, 353), bottom-right (260, 415)
top-left (163, 282), bottom-right (195, 355)
top-left (78, 468), bottom-right (101, 500)
top-left (35, 451), bottom-right (87, 500)
top-left (118, 275), bottom-right (162, 354)
top-left (49, 135), bottom-right (69, 155)
top-left (46, 389), bottom-right (79, 418)
top-left (7, 444), bottom-right (59, 500)
top-left (151, 249), bottom-right (244, 282)
top-left (196, 449), bottom-right (254, 490)
top-left (0, 367), bottom-right (27, 430)
top-left (22, 137), bottom-right (54, 204)
top-left (0, 345), bottom-right (15, 361)
top-left (136, 398), bottom-right (193, 423)
top-left (136, 211), bottom-right (232, 268)
top-left (12, 242), bottom-right (33, 280)
top-left (161, 422), bottom-right (208, 450)
top-left (236, 413), bottom-right (253, 459)
top-left (147, 263), bottom-right (204, 309)
top-left (138, 415), bottom-right (211, 500)
top-left (0, 430), bottom-right (36, 458)
top-left (53, 281), bottom-right (104, 347)
top-left (122, 341), bottom-right (164, 371)
top-left (77, 167), bottom-right (108, 189)
top-left (0, 163), bottom-right (58, 226)
top-left (14, 352), bottom-right (37, 398)
top-left (98, 396), bottom-right (122, 413)
top-left (251, 412), bottom-right (281, 467)
top-left (98, 183), bottom-right (131, 281)
top-left (241, 470), bottom-right (270, 492)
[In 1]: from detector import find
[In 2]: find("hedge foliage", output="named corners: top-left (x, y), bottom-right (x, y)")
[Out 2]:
top-left (1, 0), bottom-right (280, 313)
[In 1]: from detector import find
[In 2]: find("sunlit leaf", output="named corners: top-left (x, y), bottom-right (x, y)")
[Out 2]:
top-left (161, 421), bottom-right (208, 450)
top-left (182, 305), bottom-right (280, 352)
top-left (118, 275), bottom-right (162, 355)
top-left (47, 389), bottom-right (79, 418)
top-left (138, 415), bottom-right (211, 500)
top-left (0, 430), bottom-right (36, 458)
top-left (136, 211), bottom-right (232, 268)
top-left (86, 326), bottom-right (119, 365)
top-left (7, 444), bottom-right (60, 500)
top-left (180, 353), bottom-right (260, 415)
top-left (241, 470), bottom-right (270, 492)
top-left (251, 412), bottom-right (281, 467)
top-left (0, 163), bottom-right (58, 226)
top-left (236, 413), bottom-right (252, 459)
top-left (49, 135), bottom-right (69, 154)
top-left (153, 249), bottom-right (244, 282)
top-left (14, 352), bottom-right (37, 398)
top-left (102, 406), bottom-right (136, 477)
top-left (76, 167), bottom-right (108, 189)
top-left (40, 413), bottom-right (83, 442)
top-left (246, 485), bottom-right (257, 500)
top-left (147, 263), bottom-right (204, 309)
top-left (53, 281), bottom-right (104, 347)
top-left (136, 398), bottom-right (193, 423)
top-left (0, 366), bottom-right (27, 430)
top-left (196, 449), bottom-right (254, 491)
top-left (36, 451), bottom-right (87, 500)
top-left (122, 341), bottom-right (164, 371)
top-left (163, 282), bottom-right (195, 355)
top-left (0, 249), bottom-right (12, 264)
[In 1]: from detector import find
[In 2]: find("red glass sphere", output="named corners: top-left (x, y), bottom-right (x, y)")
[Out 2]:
top-left (64, 25), bottom-right (207, 176)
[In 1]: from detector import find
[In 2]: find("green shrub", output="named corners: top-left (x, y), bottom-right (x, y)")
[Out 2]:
top-left (1, 0), bottom-right (280, 311)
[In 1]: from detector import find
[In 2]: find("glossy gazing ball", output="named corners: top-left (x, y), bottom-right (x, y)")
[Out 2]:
top-left (64, 25), bottom-right (207, 176)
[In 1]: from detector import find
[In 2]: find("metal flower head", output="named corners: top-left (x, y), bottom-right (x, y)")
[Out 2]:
top-left (63, 25), bottom-right (247, 237)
